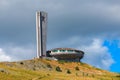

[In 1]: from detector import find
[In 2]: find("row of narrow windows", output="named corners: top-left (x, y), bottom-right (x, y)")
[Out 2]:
top-left (52, 50), bottom-right (75, 53)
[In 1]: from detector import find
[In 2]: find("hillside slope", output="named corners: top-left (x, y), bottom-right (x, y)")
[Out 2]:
top-left (0, 58), bottom-right (119, 80)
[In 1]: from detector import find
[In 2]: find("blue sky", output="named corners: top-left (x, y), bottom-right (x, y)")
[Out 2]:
top-left (0, 0), bottom-right (120, 72)
top-left (104, 40), bottom-right (120, 72)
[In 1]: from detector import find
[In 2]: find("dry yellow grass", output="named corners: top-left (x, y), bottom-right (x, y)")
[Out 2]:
top-left (0, 59), bottom-right (119, 80)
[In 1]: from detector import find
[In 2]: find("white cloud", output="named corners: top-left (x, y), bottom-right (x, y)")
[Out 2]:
top-left (4, 46), bottom-right (36, 61)
top-left (0, 48), bottom-right (12, 61)
top-left (0, 45), bottom-right (36, 62)
top-left (79, 38), bottom-right (114, 70)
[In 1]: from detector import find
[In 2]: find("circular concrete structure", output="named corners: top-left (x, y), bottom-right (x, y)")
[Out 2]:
top-left (47, 48), bottom-right (84, 61)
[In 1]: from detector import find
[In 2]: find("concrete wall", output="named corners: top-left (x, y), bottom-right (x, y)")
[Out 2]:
top-left (36, 11), bottom-right (47, 58)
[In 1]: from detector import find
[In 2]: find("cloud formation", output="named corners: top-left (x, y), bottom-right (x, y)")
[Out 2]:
top-left (80, 39), bottom-right (114, 70)
top-left (0, 48), bottom-right (12, 61)
top-left (3, 45), bottom-right (36, 61)
top-left (0, 0), bottom-right (120, 45)
top-left (0, 44), bottom-right (36, 62)
top-left (0, 0), bottom-right (119, 70)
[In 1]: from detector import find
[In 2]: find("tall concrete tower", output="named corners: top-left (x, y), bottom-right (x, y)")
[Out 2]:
top-left (36, 11), bottom-right (47, 58)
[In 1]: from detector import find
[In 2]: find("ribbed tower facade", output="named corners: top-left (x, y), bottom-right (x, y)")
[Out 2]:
top-left (36, 11), bottom-right (47, 58)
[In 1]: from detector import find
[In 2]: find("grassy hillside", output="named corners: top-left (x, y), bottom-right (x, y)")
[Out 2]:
top-left (0, 58), bottom-right (119, 80)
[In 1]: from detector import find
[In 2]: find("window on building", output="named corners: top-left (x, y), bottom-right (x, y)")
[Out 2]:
top-left (67, 50), bottom-right (73, 52)
top-left (59, 50), bottom-right (66, 52)
top-left (52, 50), bottom-right (58, 52)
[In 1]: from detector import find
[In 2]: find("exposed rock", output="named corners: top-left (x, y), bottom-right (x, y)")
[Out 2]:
top-left (0, 68), bottom-right (9, 74)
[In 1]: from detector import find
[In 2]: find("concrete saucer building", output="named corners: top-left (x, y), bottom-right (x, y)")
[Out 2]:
top-left (47, 48), bottom-right (84, 62)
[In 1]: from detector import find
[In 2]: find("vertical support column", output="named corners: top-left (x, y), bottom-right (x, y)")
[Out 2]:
top-left (36, 11), bottom-right (47, 58)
